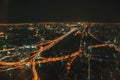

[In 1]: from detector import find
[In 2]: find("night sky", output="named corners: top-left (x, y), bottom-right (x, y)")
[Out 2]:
top-left (0, 0), bottom-right (120, 23)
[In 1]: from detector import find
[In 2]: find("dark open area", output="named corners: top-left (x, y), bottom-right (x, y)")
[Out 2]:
top-left (0, 0), bottom-right (120, 23)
